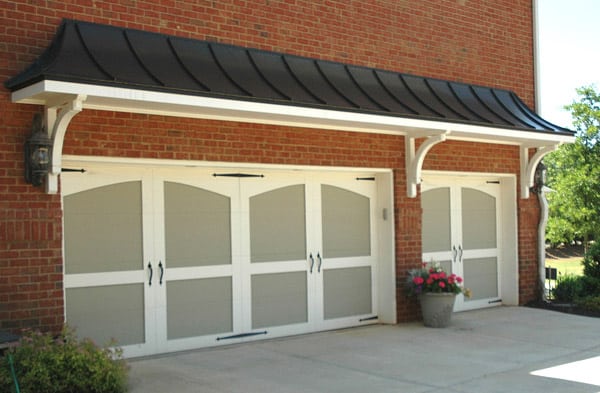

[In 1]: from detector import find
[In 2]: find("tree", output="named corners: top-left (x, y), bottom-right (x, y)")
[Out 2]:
top-left (545, 86), bottom-right (600, 249)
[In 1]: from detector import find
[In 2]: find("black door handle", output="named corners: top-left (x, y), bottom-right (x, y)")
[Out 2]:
top-left (147, 262), bottom-right (153, 286)
top-left (158, 261), bottom-right (164, 285)
top-left (309, 253), bottom-right (314, 273)
top-left (317, 253), bottom-right (322, 273)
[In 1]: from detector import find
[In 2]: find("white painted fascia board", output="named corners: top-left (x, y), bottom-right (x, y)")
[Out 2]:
top-left (61, 154), bottom-right (393, 174)
top-left (12, 80), bottom-right (576, 146)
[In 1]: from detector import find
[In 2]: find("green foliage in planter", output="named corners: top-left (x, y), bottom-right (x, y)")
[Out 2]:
top-left (0, 326), bottom-right (128, 393)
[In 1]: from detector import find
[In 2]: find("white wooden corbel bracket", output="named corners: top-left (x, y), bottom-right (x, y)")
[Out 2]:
top-left (44, 95), bottom-right (86, 194)
top-left (405, 131), bottom-right (449, 197)
top-left (520, 144), bottom-right (558, 199)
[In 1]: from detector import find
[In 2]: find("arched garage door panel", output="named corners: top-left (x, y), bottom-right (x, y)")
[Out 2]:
top-left (62, 165), bottom-right (386, 357)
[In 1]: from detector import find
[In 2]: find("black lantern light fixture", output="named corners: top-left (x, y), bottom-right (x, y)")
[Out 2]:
top-left (532, 162), bottom-right (547, 195)
top-left (24, 113), bottom-right (52, 187)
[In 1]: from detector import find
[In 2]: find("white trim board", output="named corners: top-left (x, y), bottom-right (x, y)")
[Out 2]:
top-left (14, 81), bottom-right (574, 146)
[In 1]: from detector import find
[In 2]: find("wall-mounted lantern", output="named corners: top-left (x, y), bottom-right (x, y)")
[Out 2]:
top-left (24, 113), bottom-right (52, 187)
top-left (531, 162), bottom-right (547, 195)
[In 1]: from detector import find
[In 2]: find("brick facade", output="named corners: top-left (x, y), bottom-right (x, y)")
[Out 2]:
top-left (1, 0), bottom-right (540, 332)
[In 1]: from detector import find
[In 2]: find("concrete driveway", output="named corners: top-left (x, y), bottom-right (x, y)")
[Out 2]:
top-left (128, 307), bottom-right (600, 392)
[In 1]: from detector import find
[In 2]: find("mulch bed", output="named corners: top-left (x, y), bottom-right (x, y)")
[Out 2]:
top-left (526, 300), bottom-right (600, 318)
top-left (545, 243), bottom-right (585, 260)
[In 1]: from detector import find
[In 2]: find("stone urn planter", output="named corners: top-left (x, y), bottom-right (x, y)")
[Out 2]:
top-left (419, 292), bottom-right (457, 328)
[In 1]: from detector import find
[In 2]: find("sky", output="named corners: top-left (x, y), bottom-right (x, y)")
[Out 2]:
top-left (536, 0), bottom-right (600, 129)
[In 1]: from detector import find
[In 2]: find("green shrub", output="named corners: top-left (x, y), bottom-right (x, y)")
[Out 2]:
top-left (575, 295), bottom-right (600, 312)
top-left (579, 275), bottom-right (600, 296)
top-left (583, 241), bottom-right (600, 279)
top-left (553, 274), bottom-right (585, 302)
top-left (0, 326), bottom-right (128, 393)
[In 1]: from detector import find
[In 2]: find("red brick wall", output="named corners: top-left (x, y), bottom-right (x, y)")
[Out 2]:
top-left (1, 0), bottom-right (539, 332)
top-left (0, 102), bottom-right (65, 332)
top-left (518, 196), bottom-right (541, 303)
top-left (2, 0), bottom-right (536, 104)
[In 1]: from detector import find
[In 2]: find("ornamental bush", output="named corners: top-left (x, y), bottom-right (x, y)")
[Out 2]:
top-left (580, 275), bottom-right (600, 296)
top-left (553, 274), bottom-right (584, 302)
top-left (575, 295), bottom-right (600, 312)
top-left (0, 326), bottom-right (128, 393)
top-left (553, 274), bottom-right (600, 303)
top-left (582, 241), bottom-right (600, 280)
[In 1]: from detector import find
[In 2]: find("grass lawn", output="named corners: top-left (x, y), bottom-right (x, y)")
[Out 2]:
top-left (546, 257), bottom-right (584, 277)
top-left (546, 244), bottom-right (585, 277)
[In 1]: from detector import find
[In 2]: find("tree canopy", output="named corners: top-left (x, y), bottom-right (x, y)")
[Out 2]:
top-left (545, 86), bottom-right (600, 247)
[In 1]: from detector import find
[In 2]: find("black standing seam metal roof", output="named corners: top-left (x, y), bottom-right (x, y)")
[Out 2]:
top-left (5, 19), bottom-right (573, 136)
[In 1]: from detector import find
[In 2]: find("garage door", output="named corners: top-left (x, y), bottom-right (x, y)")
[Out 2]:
top-left (62, 163), bottom-right (382, 357)
top-left (421, 175), bottom-right (504, 311)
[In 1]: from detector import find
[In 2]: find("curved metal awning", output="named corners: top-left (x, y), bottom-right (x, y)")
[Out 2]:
top-left (5, 19), bottom-right (575, 197)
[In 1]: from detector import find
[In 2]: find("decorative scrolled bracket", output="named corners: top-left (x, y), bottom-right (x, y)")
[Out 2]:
top-left (405, 132), bottom-right (448, 197)
top-left (520, 144), bottom-right (557, 199)
top-left (44, 95), bottom-right (86, 194)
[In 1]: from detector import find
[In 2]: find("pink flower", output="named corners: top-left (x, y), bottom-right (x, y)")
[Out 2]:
top-left (426, 277), bottom-right (434, 285)
top-left (413, 276), bottom-right (424, 285)
top-left (456, 277), bottom-right (463, 283)
top-left (438, 282), bottom-right (446, 288)
top-left (439, 272), bottom-right (446, 279)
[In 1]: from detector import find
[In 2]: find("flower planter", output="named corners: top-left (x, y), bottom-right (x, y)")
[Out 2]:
top-left (419, 292), bottom-right (457, 328)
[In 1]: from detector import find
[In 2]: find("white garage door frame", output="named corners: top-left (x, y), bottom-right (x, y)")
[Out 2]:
top-left (61, 155), bottom-right (396, 357)
top-left (421, 170), bottom-right (519, 308)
